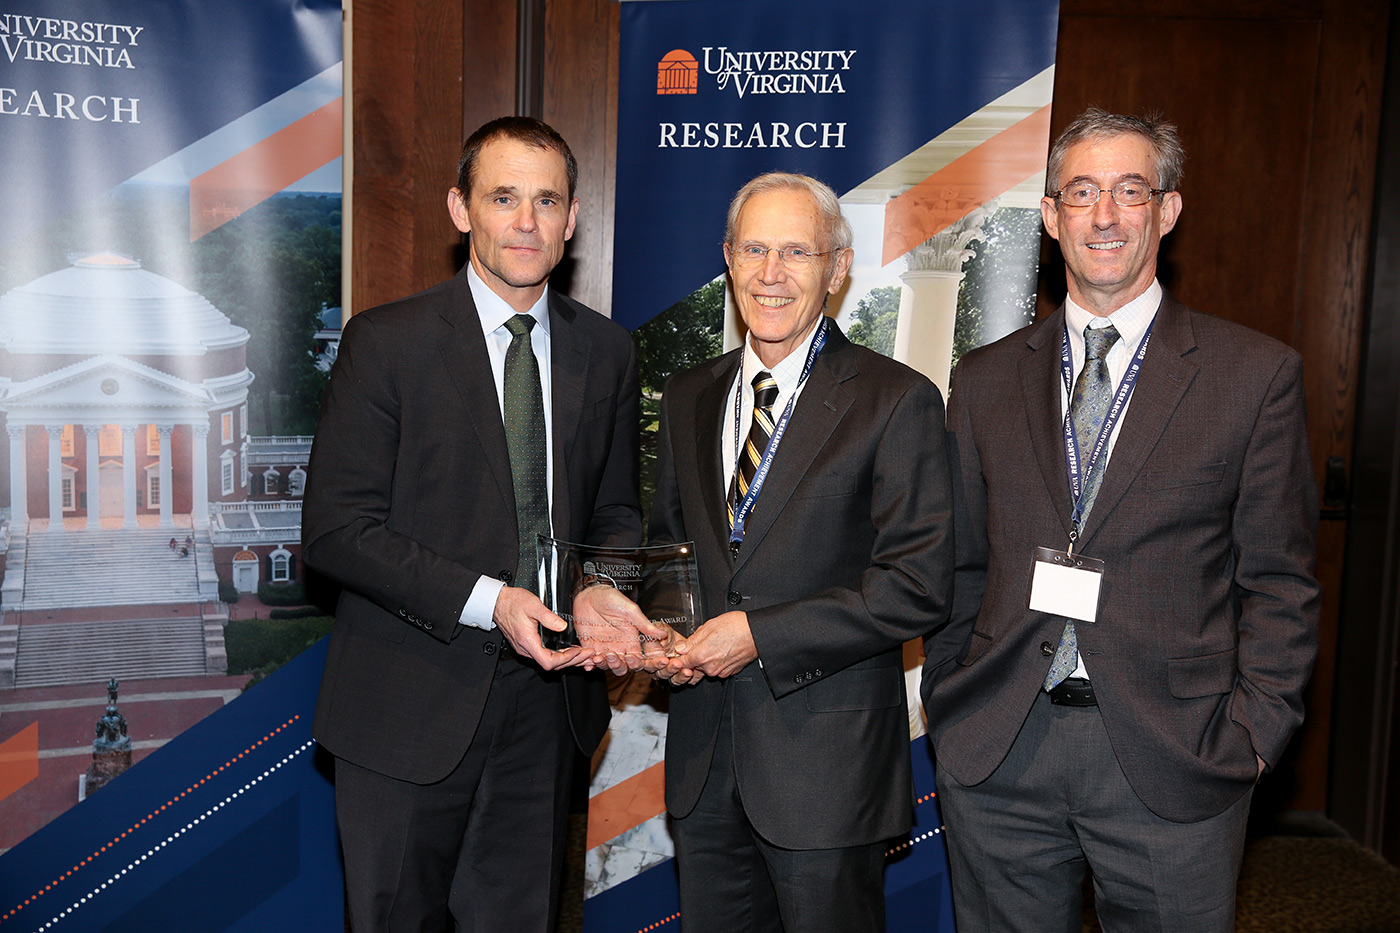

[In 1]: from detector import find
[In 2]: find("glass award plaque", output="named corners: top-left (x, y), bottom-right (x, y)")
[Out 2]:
top-left (535, 536), bottom-right (703, 653)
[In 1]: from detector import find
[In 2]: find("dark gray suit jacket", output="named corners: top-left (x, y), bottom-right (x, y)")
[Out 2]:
top-left (922, 294), bottom-right (1319, 823)
top-left (650, 325), bottom-right (954, 849)
top-left (303, 265), bottom-right (641, 784)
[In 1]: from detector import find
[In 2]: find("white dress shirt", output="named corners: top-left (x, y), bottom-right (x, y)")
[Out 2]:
top-left (459, 264), bottom-right (555, 631)
top-left (720, 317), bottom-right (825, 495)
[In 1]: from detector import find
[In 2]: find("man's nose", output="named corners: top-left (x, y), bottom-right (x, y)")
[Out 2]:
top-left (1091, 192), bottom-right (1120, 227)
top-left (758, 249), bottom-right (786, 280)
top-left (514, 203), bottom-right (539, 231)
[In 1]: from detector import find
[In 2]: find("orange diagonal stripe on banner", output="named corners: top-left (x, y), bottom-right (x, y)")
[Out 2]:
top-left (587, 761), bottom-right (666, 850)
top-left (0, 723), bottom-right (40, 804)
top-left (883, 103), bottom-right (1053, 266)
top-left (189, 96), bottom-right (343, 241)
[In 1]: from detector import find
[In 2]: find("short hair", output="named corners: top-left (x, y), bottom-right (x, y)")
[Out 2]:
top-left (1045, 107), bottom-right (1186, 196)
top-left (455, 116), bottom-right (579, 203)
top-left (724, 172), bottom-right (854, 257)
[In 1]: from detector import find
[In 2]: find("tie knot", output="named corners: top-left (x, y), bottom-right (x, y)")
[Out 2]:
top-left (504, 314), bottom-right (536, 338)
top-left (752, 371), bottom-right (779, 409)
top-left (1083, 324), bottom-right (1121, 361)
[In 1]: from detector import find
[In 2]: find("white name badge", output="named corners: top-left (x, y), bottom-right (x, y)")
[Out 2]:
top-left (1029, 546), bottom-right (1104, 623)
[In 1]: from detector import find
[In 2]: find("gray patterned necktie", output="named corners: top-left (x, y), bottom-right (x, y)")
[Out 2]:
top-left (503, 314), bottom-right (548, 593)
top-left (1045, 323), bottom-right (1121, 691)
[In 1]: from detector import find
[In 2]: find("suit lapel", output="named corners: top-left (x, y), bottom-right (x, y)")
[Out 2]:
top-left (692, 350), bottom-right (740, 561)
top-left (437, 270), bottom-right (515, 508)
top-left (730, 329), bottom-right (856, 575)
top-left (548, 293), bottom-right (584, 535)
top-left (1017, 309), bottom-right (1076, 540)
top-left (1076, 296), bottom-right (1198, 548)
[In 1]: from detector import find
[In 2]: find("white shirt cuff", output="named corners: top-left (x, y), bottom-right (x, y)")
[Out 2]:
top-left (460, 576), bottom-right (504, 630)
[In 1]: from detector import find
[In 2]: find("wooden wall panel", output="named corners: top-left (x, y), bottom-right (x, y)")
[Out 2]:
top-left (1038, 15), bottom-right (1320, 341)
top-left (1335, 0), bottom-right (1400, 860)
top-left (1296, 0), bottom-right (1390, 826)
top-left (462, 0), bottom-right (518, 148)
top-left (543, 0), bottom-right (620, 314)
top-left (351, 0), bottom-right (465, 312)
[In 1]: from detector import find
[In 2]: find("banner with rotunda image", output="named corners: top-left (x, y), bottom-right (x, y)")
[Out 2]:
top-left (0, 1), bottom-right (344, 924)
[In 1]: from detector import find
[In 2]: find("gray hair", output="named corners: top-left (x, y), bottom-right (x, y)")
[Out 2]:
top-left (1045, 107), bottom-right (1186, 196)
top-left (724, 172), bottom-right (853, 255)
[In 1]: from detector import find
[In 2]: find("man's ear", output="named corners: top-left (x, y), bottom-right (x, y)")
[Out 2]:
top-left (448, 187), bottom-right (471, 234)
top-left (1040, 195), bottom-right (1061, 243)
top-left (1157, 190), bottom-right (1183, 237)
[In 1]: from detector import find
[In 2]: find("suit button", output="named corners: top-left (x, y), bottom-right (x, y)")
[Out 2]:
top-left (1040, 641), bottom-right (1055, 657)
top-left (794, 675), bottom-right (804, 684)
top-left (499, 570), bottom-right (514, 583)
top-left (397, 608), bottom-right (408, 618)
top-left (814, 669), bottom-right (822, 677)
top-left (483, 641), bottom-right (497, 655)
top-left (423, 621), bottom-right (434, 631)
top-left (727, 591), bottom-right (741, 606)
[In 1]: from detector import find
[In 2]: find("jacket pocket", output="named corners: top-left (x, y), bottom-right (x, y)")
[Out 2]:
top-left (791, 470), bottom-right (859, 499)
top-left (1168, 647), bottom-right (1238, 698)
top-left (1142, 461), bottom-right (1227, 490)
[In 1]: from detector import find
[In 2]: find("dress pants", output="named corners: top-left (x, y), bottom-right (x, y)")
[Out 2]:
top-left (935, 690), bottom-right (1251, 933)
top-left (672, 692), bottom-right (886, 933)
top-left (334, 653), bottom-right (573, 933)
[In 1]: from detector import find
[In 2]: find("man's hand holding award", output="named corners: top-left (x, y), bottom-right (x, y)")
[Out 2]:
top-left (536, 537), bottom-right (703, 675)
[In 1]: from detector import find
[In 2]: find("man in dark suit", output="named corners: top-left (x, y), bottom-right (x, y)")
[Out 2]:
top-left (646, 172), bottom-right (954, 932)
top-left (922, 108), bottom-right (1319, 932)
top-left (302, 117), bottom-right (642, 932)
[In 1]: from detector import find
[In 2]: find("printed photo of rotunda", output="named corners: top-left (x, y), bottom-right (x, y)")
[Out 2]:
top-left (0, 252), bottom-right (313, 690)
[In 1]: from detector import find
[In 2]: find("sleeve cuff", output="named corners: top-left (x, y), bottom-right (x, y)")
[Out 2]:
top-left (460, 576), bottom-right (503, 631)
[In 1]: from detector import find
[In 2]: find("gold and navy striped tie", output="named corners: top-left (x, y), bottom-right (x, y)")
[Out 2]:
top-left (728, 371), bottom-right (779, 528)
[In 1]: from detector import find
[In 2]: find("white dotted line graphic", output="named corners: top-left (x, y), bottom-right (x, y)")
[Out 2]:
top-left (29, 739), bottom-right (313, 933)
top-left (0, 717), bottom-right (306, 930)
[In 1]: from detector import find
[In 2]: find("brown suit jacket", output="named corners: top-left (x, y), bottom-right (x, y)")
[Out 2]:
top-left (922, 294), bottom-right (1319, 823)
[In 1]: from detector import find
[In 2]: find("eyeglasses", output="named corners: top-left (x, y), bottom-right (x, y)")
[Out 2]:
top-left (1054, 181), bottom-right (1168, 208)
top-left (728, 243), bottom-right (833, 269)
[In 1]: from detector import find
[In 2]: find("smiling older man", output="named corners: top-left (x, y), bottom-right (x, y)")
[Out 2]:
top-left (646, 172), bottom-right (955, 933)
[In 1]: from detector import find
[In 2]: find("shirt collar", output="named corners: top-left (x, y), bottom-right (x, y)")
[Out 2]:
top-left (1065, 279), bottom-right (1161, 350)
top-left (742, 315), bottom-right (824, 391)
top-left (467, 262), bottom-right (551, 338)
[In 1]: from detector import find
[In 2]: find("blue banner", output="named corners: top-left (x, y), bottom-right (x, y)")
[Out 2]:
top-left (613, 0), bottom-right (1059, 330)
top-left (1, 0), bottom-right (342, 246)
top-left (0, 0), bottom-right (343, 918)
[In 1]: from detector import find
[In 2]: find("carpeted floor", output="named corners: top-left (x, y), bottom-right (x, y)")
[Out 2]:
top-left (1081, 829), bottom-right (1400, 932)
top-left (1233, 835), bottom-right (1400, 933)
top-left (561, 812), bottom-right (1400, 933)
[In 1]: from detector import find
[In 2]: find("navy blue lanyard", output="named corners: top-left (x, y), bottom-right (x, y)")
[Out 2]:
top-left (1060, 316), bottom-right (1155, 545)
top-left (729, 317), bottom-right (830, 554)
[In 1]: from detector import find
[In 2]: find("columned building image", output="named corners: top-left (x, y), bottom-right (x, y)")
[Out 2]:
top-left (0, 252), bottom-right (306, 689)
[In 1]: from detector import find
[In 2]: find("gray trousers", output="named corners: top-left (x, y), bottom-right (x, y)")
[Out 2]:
top-left (936, 690), bottom-right (1251, 933)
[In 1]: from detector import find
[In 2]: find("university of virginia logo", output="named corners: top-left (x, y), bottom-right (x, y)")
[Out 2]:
top-left (655, 46), bottom-right (855, 98)
top-left (652, 45), bottom-right (852, 149)
top-left (657, 49), bottom-right (698, 94)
